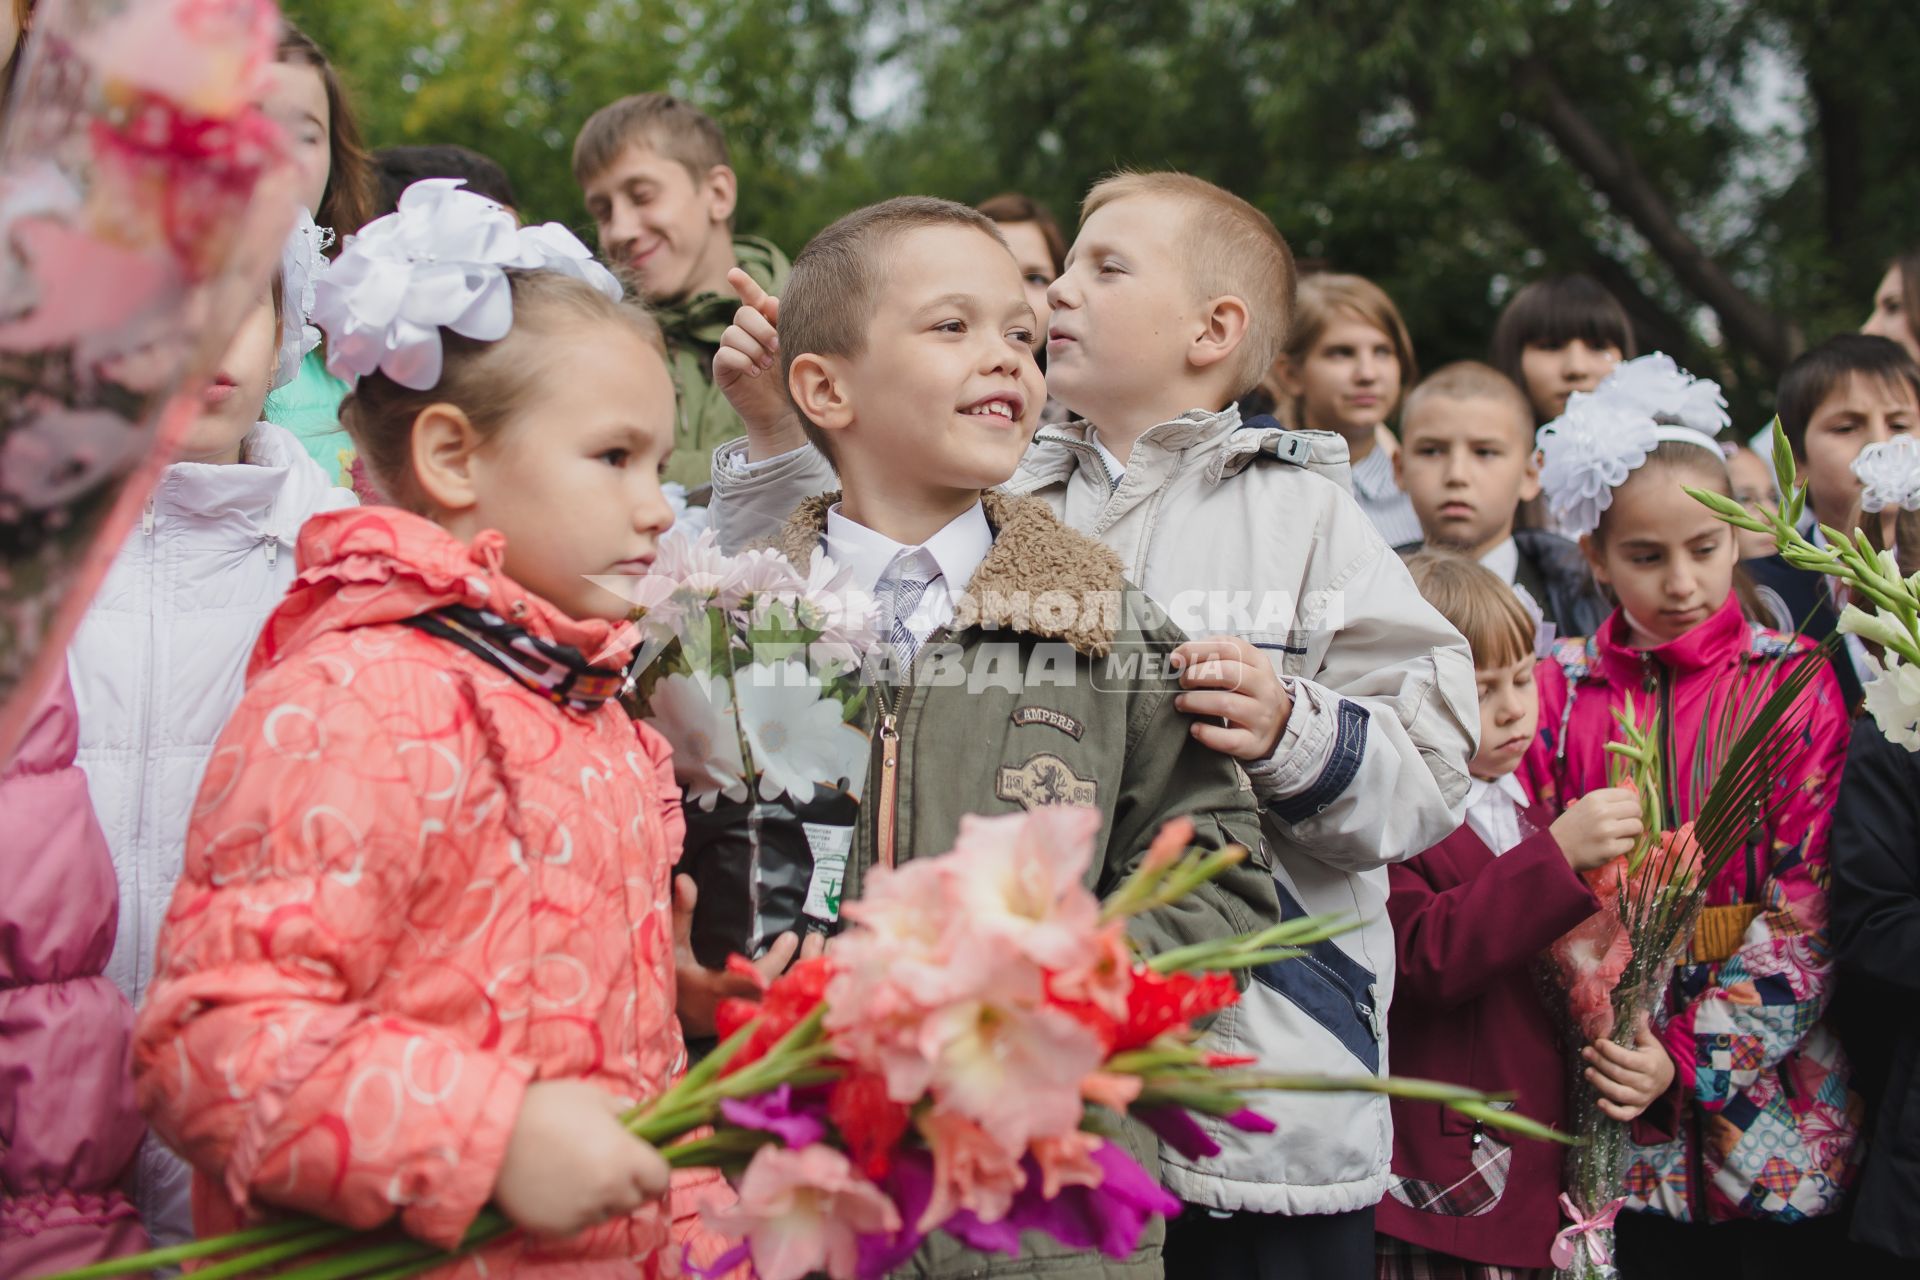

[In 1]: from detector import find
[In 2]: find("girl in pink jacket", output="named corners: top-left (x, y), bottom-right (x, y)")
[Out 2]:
top-left (1524, 357), bottom-right (1859, 1277)
top-left (132, 183), bottom-right (723, 1277)
top-left (0, 675), bottom-right (149, 1275)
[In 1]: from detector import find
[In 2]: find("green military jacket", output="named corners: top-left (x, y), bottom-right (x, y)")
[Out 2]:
top-left (652, 236), bottom-right (790, 491)
top-left (772, 490), bottom-right (1279, 1280)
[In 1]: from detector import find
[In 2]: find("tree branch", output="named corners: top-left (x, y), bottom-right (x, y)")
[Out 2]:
top-left (1512, 54), bottom-right (1801, 374)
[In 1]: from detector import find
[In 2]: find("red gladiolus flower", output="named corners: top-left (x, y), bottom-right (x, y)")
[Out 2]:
top-left (1115, 968), bottom-right (1238, 1054)
top-left (715, 955), bottom-right (837, 1073)
top-left (829, 1068), bottom-right (911, 1179)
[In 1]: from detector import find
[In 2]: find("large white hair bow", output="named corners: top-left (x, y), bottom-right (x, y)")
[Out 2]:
top-left (1854, 435), bottom-right (1920, 514)
top-left (312, 179), bottom-right (623, 391)
top-left (1535, 353), bottom-right (1730, 538)
top-left (274, 208), bottom-right (333, 391)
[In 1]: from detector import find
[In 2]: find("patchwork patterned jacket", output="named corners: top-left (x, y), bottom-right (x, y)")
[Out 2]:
top-left (1522, 594), bottom-right (1860, 1224)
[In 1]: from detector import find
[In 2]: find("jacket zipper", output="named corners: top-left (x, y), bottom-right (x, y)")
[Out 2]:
top-left (132, 495), bottom-right (159, 995)
top-left (874, 685), bottom-right (900, 871)
top-left (867, 625), bottom-right (949, 872)
top-left (1645, 652), bottom-right (1708, 1218)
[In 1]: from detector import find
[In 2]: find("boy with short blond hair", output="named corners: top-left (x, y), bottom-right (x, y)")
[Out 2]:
top-left (1395, 360), bottom-right (1609, 637)
top-left (720, 194), bottom-right (1279, 1280)
top-left (708, 172), bottom-right (1478, 1280)
top-left (571, 92), bottom-right (789, 487)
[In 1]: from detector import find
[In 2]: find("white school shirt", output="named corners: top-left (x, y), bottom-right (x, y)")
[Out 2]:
top-left (824, 501), bottom-right (993, 652)
top-left (1462, 771), bottom-right (1532, 856)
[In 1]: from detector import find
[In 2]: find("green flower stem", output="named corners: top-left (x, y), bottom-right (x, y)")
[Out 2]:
top-left (183, 1227), bottom-right (361, 1280)
top-left (44, 1221), bottom-right (323, 1279)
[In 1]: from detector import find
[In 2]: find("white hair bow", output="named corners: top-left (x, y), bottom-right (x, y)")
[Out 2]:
top-left (274, 208), bottom-right (333, 391)
top-left (1853, 435), bottom-right (1920, 514)
top-left (1535, 353), bottom-right (1730, 538)
top-left (312, 179), bottom-right (623, 391)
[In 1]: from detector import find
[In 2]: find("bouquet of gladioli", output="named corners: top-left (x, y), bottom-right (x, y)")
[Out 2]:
top-left (1693, 422), bottom-right (1920, 750)
top-left (598, 529), bottom-right (882, 966)
top-left (54, 808), bottom-right (1559, 1280)
top-left (1546, 658), bottom-right (1831, 1278)
top-left (0, 0), bottom-right (297, 764)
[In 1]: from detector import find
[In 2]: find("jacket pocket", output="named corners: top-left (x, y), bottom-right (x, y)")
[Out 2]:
top-left (1250, 882), bottom-right (1380, 1072)
top-left (1388, 1100), bottom-right (1517, 1218)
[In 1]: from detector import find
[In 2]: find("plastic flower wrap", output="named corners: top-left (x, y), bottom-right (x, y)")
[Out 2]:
top-left (591, 528), bottom-right (882, 965)
top-left (53, 810), bottom-right (1562, 1280)
top-left (1535, 353), bottom-right (1730, 538)
top-left (0, 0), bottom-right (298, 765)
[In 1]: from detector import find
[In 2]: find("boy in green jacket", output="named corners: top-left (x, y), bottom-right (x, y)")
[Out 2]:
top-left (729, 195), bottom-right (1276, 1280)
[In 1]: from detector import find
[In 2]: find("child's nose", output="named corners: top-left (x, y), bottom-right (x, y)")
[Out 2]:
top-left (1045, 272), bottom-right (1076, 312)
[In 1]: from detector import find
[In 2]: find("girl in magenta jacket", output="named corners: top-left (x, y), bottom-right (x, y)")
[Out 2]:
top-left (0, 673), bottom-right (149, 1275)
top-left (1525, 381), bottom-right (1859, 1275)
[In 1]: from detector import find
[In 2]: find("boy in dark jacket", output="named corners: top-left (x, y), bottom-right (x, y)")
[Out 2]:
top-left (1394, 362), bottom-right (1609, 639)
top-left (1377, 553), bottom-right (1668, 1278)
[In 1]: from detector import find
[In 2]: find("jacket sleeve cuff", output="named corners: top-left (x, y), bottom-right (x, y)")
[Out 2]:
top-left (1241, 679), bottom-right (1359, 822)
top-left (399, 1055), bottom-right (535, 1249)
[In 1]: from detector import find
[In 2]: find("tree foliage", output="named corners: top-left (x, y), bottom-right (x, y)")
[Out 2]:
top-left (284, 0), bottom-right (1920, 423)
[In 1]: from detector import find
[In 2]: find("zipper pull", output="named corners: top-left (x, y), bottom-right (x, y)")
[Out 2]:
top-left (876, 713), bottom-right (901, 870)
top-left (263, 535), bottom-right (278, 567)
top-left (141, 498), bottom-right (154, 536)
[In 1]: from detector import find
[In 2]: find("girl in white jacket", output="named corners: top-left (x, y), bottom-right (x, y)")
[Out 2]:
top-left (68, 219), bottom-right (355, 1248)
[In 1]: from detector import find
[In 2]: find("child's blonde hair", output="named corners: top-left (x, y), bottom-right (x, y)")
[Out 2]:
top-left (1081, 170), bottom-right (1297, 396)
top-left (1276, 273), bottom-right (1418, 426)
top-left (1403, 550), bottom-right (1534, 671)
top-left (339, 271), bottom-right (665, 511)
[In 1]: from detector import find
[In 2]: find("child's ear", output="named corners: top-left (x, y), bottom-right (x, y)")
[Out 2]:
top-left (1189, 294), bottom-right (1251, 374)
top-left (789, 353), bottom-right (854, 435)
top-left (703, 164), bottom-right (739, 226)
top-left (411, 403), bottom-right (485, 514)
top-left (1391, 439), bottom-right (1407, 489)
top-left (1519, 443), bottom-right (1543, 503)
top-left (1579, 531), bottom-right (1609, 585)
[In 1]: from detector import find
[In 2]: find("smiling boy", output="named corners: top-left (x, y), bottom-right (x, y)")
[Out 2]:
top-left (572, 93), bottom-right (789, 488)
top-left (719, 195), bottom-right (1282, 1279)
top-left (708, 173), bottom-right (1477, 1280)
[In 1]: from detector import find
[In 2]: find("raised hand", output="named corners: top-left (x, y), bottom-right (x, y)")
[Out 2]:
top-left (672, 873), bottom-right (825, 1038)
top-left (711, 267), bottom-right (809, 459)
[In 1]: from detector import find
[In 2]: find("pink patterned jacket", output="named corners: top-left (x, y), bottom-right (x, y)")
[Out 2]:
top-left (1522, 593), bottom-right (1860, 1224)
top-left (132, 508), bottom-right (727, 1276)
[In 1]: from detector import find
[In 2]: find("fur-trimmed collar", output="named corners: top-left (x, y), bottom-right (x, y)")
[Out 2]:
top-left (773, 490), bottom-right (1126, 656)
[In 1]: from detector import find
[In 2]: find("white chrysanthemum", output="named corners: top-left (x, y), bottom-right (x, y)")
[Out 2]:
top-left (1852, 436), bottom-right (1920, 514)
top-left (1858, 649), bottom-right (1920, 751)
top-left (646, 672), bottom-right (748, 809)
top-left (735, 660), bottom-right (870, 803)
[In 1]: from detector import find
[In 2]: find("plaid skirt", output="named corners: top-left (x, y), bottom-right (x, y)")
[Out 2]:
top-left (1375, 1235), bottom-right (1546, 1280)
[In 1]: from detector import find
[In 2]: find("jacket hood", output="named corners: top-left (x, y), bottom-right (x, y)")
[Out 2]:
top-left (773, 489), bottom-right (1127, 657)
top-left (249, 507), bottom-right (640, 680)
top-left (153, 421), bottom-right (352, 548)
top-left (1016, 404), bottom-right (1353, 492)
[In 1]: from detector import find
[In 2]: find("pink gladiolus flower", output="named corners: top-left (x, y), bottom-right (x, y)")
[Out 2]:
top-left (1554, 912), bottom-right (1632, 1040)
top-left (706, 1145), bottom-right (901, 1280)
top-left (943, 806), bottom-right (1105, 970)
top-left (1030, 1130), bottom-right (1106, 1199)
top-left (916, 996), bottom-right (1105, 1150)
top-left (917, 1110), bottom-right (1030, 1232)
